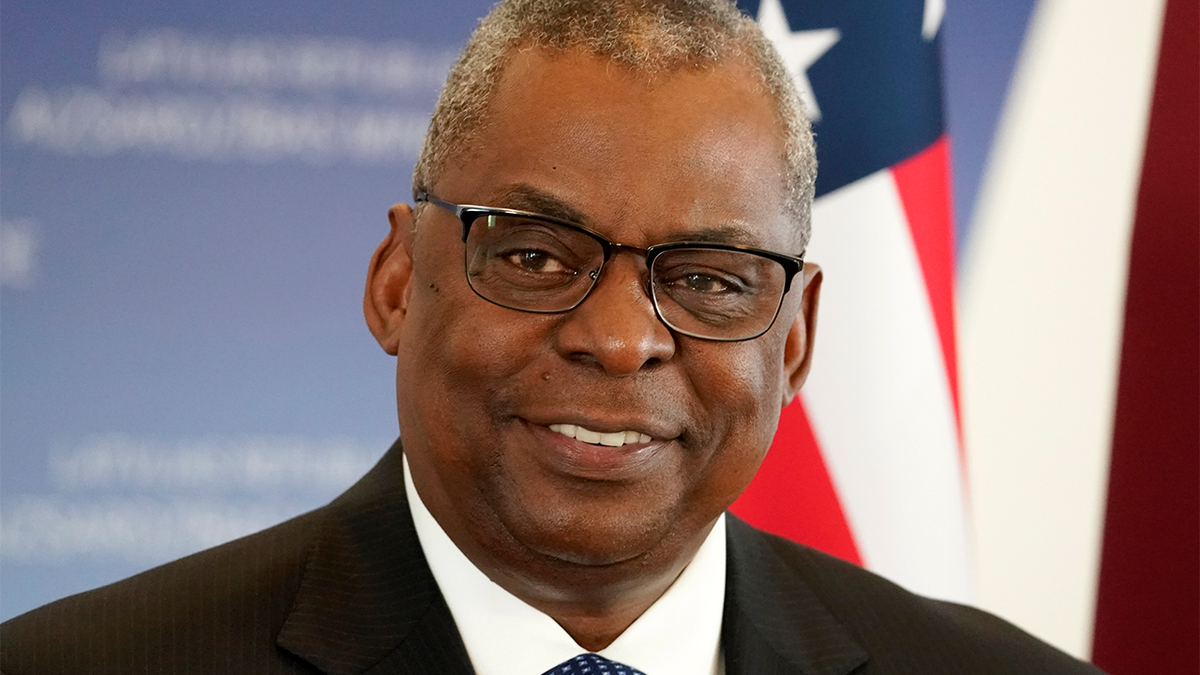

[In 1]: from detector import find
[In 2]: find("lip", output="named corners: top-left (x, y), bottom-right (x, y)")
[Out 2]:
top-left (524, 411), bottom-right (681, 442)
top-left (523, 419), bottom-right (674, 481)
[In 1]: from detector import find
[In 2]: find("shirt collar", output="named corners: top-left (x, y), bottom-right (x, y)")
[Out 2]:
top-left (404, 454), bottom-right (726, 675)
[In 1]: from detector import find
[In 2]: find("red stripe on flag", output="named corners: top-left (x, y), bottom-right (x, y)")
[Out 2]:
top-left (731, 399), bottom-right (862, 565)
top-left (890, 137), bottom-right (962, 435)
top-left (1091, 0), bottom-right (1199, 670)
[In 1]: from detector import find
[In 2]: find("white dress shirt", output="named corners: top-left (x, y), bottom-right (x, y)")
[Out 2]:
top-left (404, 456), bottom-right (726, 675)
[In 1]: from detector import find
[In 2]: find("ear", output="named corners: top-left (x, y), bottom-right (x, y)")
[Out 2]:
top-left (364, 204), bottom-right (417, 356)
top-left (781, 263), bottom-right (822, 405)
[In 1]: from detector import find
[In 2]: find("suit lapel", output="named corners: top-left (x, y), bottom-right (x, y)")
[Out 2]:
top-left (722, 516), bottom-right (868, 675)
top-left (276, 440), bottom-right (475, 675)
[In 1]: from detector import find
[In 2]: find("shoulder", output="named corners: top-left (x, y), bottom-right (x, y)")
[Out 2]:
top-left (1, 443), bottom-right (418, 675)
top-left (726, 517), bottom-right (1106, 674)
top-left (1, 507), bottom-right (327, 674)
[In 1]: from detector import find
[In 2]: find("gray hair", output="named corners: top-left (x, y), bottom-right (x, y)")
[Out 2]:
top-left (413, 0), bottom-right (816, 250)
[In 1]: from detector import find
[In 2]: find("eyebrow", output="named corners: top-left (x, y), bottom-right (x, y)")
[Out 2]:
top-left (489, 183), bottom-right (772, 248)
top-left (661, 225), bottom-right (763, 247)
top-left (492, 185), bottom-right (591, 227)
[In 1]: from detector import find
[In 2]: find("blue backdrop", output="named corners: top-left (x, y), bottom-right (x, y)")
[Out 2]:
top-left (0, 0), bottom-right (1035, 620)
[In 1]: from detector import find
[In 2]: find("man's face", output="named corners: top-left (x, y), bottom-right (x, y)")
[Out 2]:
top-left (369, 48), bottom-right (819, 589)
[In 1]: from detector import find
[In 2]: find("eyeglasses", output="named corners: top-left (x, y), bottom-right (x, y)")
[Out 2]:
top-left (414, 190), bottom-right (805, 342)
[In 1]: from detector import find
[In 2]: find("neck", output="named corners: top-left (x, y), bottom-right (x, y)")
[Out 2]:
top-left (402, 453), bottom-right (720, 651)
top-left (480, 532), bottom-right (711, 651)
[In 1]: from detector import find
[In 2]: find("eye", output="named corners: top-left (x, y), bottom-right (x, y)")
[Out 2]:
top-left (659, 267), bottom-right (748, 297)
top-left (503, 249), bottom-right (572, 274)
top-left (677, 272), bottom-right (739, 295)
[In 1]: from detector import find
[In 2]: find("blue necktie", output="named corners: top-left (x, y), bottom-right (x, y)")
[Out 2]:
top-left (541, 653), bottom-right (647, 675)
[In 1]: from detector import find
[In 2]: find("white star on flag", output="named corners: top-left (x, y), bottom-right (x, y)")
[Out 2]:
top-left (923, 0), bottom-right (945, 40)
top-left (755, 0), bottom-right (840, 121)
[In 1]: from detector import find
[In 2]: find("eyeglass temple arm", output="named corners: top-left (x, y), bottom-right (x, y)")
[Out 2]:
top-left (413, 189), bottom-right (449, 210)
top-left (781, 255), bottom-right (805, 294)
top-left (413, 190), bottom-right (476, 242)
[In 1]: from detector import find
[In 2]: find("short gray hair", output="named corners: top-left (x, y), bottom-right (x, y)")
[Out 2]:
top-left (413, 0), bottom-right (816, 250)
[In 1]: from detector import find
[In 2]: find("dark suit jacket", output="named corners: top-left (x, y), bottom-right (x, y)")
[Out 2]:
top-left (1, 440), bottom-right (1103, 674)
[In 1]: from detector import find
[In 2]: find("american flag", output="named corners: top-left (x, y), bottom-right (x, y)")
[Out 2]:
top-left (729, 0), bottom-right (971, 603)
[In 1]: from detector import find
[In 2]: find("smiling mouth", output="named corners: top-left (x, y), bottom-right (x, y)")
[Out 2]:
top-left (548, 423), bottom-right (653, 447)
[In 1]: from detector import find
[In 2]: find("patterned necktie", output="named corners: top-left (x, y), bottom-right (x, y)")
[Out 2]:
top-left (541, 653), bottom-right (647, 675)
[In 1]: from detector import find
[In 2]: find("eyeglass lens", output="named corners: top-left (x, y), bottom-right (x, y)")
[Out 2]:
top-left (464, 212), bottom-right (788, 340)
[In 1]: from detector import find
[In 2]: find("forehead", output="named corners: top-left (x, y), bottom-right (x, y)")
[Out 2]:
top-left (436, 47), bottom-right (796, 250)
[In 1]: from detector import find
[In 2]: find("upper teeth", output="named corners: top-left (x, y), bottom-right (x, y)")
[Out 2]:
top-left (549, 424), bottom-right (653, 447)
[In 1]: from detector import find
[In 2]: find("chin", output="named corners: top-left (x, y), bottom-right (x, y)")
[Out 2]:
top-left (498, 497), bottom-right (681, 569)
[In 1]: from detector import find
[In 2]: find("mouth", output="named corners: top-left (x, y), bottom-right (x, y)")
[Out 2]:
top-left (548, 423), bottom-right (653, 447)
top-left (527, 419), bottom-right (671, 481)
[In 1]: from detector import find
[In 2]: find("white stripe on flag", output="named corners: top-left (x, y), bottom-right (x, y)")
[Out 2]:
top-left (803, 167), bottom-right (970, 603)
top-left (960, 0), bottom-right (1167, 658)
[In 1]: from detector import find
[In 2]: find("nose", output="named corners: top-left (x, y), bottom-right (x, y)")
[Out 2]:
top-left (552, 254), bottom-right (677, 375)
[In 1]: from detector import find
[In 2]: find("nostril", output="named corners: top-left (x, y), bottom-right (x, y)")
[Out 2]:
top-left (641, 356), bottom-right (664, 370)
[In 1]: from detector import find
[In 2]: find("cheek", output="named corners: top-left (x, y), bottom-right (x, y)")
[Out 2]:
top-left (686, 337), bottom-right (788, 496)
top-left (399, 253), bottom-right (550, 420)
top-left (695, 337), bottom-right (786, 423)
top-left (394, 259), bottom-right (541, 501)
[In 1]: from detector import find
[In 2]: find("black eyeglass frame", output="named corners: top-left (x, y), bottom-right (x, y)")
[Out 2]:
top-left (413, 189), bottom-right (806, 342)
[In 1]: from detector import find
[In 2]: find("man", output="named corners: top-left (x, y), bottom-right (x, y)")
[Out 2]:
top-left (2, 1), bottom-right (1104, 673)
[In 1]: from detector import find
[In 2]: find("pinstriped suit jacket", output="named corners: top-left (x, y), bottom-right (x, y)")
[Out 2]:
top-left (1, 440), bottom-right (1103, 674)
